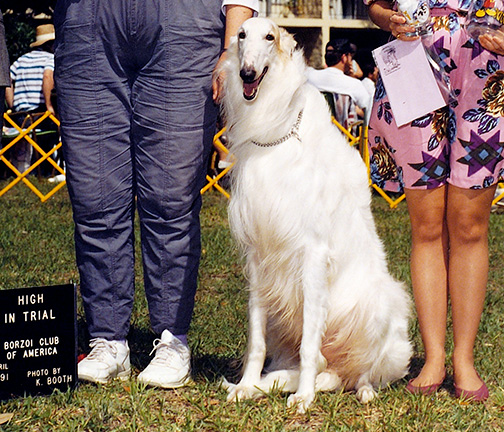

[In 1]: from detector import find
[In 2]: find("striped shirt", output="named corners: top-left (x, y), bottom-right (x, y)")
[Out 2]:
top-left (10, 50), bottom-right (54, 112)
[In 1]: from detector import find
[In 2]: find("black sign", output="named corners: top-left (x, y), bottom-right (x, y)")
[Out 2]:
top-left (0, 284), bottom-right (77, 399)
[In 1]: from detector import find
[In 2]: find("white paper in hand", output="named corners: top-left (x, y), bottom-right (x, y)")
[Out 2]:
top-left (372, 38), bottom-right (447, 127)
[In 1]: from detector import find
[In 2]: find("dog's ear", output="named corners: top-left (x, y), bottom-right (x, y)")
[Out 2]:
top-left (278, 27), bottom-right (297, 56)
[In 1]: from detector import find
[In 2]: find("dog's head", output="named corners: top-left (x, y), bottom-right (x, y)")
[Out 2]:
top-left (234, 18), bottom-right (297, 101)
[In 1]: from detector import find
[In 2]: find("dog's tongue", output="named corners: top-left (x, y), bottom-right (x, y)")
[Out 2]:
top-left (243, 81), bottom-right (258, 98)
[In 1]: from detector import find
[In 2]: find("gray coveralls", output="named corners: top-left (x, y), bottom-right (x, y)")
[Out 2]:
top-left (0, 12), bottom-right (11, 118)
top-left (54, 0), bottom-right (224, 340)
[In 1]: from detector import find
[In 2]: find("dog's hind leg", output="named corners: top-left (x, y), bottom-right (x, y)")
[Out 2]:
top-left (259, 369), bottom-right (300, 393)
top-left (315, 370), bottom-right (343, 392)
top-left (287, 245), bottom-right (330, 413)
top-left (355, 372), bottom-right (378, 404)
top-left (224, 369), bottom-right (300, 400)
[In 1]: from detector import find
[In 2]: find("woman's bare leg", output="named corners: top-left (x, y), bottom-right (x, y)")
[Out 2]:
top-left (446, 184), bottom-right (495, 391)
top-left (405, 186), bottom-right (449, 387)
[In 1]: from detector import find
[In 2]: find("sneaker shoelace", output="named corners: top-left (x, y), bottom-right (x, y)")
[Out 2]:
top-left (86, 338), bottom-right (118, 361)
top-left (148, 338), bottom-right (186, 367)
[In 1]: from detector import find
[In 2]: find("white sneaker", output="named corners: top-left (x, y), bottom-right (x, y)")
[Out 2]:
top-left (217, 159), bottom-right (232, 169)
top-left (78, 339), bottom-right (131, 384)
top-left (137, 330), bottom-right (191, 388)
top-left (48, 173), bottom-right (66, 183)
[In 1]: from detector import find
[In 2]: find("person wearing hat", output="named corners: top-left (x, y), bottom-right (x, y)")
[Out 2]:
top-left (6, 24), bottom-right (55, 113)
top-left (5, 24), bottom-right (56, 173)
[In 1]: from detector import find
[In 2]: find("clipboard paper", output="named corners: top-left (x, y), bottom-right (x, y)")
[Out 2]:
top-left (373, 38), bottom-right (447, 127)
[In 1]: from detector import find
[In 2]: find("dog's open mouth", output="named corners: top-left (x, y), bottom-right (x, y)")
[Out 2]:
top-left (242, 67), bottom-right (268, 101)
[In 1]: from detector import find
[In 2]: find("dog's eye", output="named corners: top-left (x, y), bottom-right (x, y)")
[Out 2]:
top-left (265, 34), bottom-right (275, 41)
top-left (238, 31), bottom-right (246, 39)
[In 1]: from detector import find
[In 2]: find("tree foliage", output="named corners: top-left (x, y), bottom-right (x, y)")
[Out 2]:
top-left (1, 0), bottom-right (56, 63)
top-left (0, 0), bottom-right (56, 15)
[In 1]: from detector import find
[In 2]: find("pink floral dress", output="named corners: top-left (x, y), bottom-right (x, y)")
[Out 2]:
top-left (366, 0), bottom-right (504, 191)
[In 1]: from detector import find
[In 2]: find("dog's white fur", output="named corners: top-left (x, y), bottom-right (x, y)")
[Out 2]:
top-left (220, 18), bottom-right (412, 413)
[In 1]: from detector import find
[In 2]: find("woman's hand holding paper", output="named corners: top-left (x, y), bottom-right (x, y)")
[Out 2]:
top-left (479, 29), bottom-right (504, 56)
top-left (390, 12), bottom-right (418, 40)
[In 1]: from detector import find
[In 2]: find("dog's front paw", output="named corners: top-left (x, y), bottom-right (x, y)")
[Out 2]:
top-left (220, 377), bottom-right (235, 392)
top-left (287, 391), bottom-right (315, 414)
top-left (226, 383), bottom-right (261, 403)
top-left (356, 385), bottom-right (377, 404)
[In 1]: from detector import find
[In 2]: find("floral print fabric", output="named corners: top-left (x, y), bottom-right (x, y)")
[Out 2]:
top-left (368, 1), bottom-right (504, 191)
top-left (362, 1), bottom-right (478, 13)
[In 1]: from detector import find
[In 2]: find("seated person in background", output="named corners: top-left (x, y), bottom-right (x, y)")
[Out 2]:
top-left (360, 54), bottom-right (379, 97)
top-left (348, 43), bottom-right (364, 79)
top-left (307, 39), bottom-right (371, 127)
top-left (5, 24), bottom-right (55, 173)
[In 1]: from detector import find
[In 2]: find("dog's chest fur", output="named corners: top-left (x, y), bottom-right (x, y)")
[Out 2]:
top-left (229, 150), bottom-right (311, 303)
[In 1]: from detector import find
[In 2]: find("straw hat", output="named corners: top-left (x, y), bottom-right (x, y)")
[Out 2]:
top-left (30, 24), bottom-right (55, 48)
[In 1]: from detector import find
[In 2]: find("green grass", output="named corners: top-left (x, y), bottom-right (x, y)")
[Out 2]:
top-left (1, 180), bottom-right (504, 431)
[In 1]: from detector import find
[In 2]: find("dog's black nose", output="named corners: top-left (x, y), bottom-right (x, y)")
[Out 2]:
top-left (240, 68), bottom-right (257, 83)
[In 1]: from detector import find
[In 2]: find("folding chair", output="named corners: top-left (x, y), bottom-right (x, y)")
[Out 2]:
top-left (321, 91), bottom-right (405, 208)
top-left (321, 91), bottom-right (364, 152)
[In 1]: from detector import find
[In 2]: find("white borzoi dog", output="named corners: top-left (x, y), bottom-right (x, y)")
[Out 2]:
top-left (219, 18), bottom-right (412, 413)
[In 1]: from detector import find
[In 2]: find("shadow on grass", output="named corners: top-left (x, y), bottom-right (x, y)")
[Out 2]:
top-left (407, 354), bottom-right (455, 394)
top-left (192, 354), bottom-right (243, 384)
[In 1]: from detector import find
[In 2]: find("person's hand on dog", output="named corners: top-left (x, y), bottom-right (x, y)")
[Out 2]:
top-left (213, 50), bottom-right (227, 103)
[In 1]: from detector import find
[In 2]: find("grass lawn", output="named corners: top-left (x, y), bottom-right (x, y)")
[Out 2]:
top-left (0, 179), bottom-right (503, 431)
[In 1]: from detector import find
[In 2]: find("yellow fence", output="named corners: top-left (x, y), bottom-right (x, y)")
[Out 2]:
top-left (328, 117), bottom-right (406, 209)
top-left (200, 127), bottom-right (233, 199)
top-left (1, 111), bottom-right (65, 202)
top-left (3, 110), bottom-right (503, 209)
